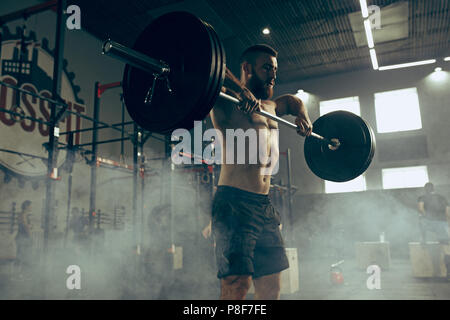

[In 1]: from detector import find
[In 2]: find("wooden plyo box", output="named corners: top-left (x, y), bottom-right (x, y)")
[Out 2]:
top-left (173, 246), bottom-right (183, 270)
top-left (248, 247), bottom-right (299, 294)
top-left (0, 231), bottom-right (16, 260)
top-left (355, 242), bottom-right (391, 270)
top-left (409, 242), bottom-right (448, 278)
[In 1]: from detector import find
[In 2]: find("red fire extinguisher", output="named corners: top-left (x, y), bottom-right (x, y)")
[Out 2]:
top-left (330, 260), bottom-right (345, 285)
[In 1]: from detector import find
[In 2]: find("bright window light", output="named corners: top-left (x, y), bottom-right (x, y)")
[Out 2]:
top-left (444, 57), bottom-right (450, 61)
top-left (325, 175), bottom-right (367, 194)
top-left (295, 89), bottom-right (309, 104)
top-left (374, 88), bottom-right (422, 133)
top-left (320, 96), bottom-right (361, 116)
top-left (382, 166), bottom-right (429, 190)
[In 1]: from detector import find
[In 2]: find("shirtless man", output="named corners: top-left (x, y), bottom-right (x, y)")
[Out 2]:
top-left (209, 44), bottom-right (312, 300)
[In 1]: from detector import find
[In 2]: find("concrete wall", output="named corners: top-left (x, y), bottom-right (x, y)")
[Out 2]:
top-left (273, 63), bottom-right (450, 195)
top-left (271, 61), bottom-right (450, 258)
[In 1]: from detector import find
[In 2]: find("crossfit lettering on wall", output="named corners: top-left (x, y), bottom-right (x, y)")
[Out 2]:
top-left (0, 33), bottom-right (86, 176)
top-left (0, 76), bottom-right (85, 139)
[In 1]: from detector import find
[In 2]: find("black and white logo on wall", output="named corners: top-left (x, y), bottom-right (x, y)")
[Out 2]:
top-left (0, 27), bottom-right (86, 180)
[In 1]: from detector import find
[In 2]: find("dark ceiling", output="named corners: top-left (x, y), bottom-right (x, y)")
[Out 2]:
top-left (74, 0), bottom-right (449, 84)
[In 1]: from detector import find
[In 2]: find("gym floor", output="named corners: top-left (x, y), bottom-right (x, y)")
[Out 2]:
top-left (1, 258), bottom-right (448, 300)
top-left (288, 258), bottom-right (450, 300)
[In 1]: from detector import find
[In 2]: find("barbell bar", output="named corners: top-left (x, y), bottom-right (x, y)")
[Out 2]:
top-left (101, 11), bottom-right (376, 182)
top-left (217, 92), bottom-right (339, 148)
top-left (103, 39), bottom-right (339, 149)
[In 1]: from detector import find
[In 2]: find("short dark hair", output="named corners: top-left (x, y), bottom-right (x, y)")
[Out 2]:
top-left (240, 44), bottom-right (278, 65)
top-left (424, 182), bottom-right (434, 193)
top-left (21, 200), bottom-right (32, 211)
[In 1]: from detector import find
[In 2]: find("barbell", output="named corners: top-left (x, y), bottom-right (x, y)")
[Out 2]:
top-left (102, 11), bottom-right (376, 182)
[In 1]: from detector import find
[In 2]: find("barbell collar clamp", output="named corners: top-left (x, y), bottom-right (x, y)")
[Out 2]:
top-left (144, 73), bottom-right (159, 105)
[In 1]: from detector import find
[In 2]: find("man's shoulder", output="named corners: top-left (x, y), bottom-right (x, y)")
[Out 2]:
top-left (274, 94), bottom-right (294, 101)
top-left (273, 93), bottom-right (301, 106)
top-left (211, 96), bottom-right (238, 118)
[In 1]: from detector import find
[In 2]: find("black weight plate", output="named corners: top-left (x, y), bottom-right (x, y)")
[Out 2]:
top-left (122, 11), bottom-right (217, 134)
top-left (193, 21), bottom-right (226, 125)
top-left (190, 19), bottom-right (219, 127)
top-left (176, 19), bottom-right (221, 131)
top-left (304, 111), bottom-right (376, 182)
top-left (199, 22), bottom-right (222, 120)
top-left (176, 19), bottom-right (226, 132)
top-left (206, 21), bottom-right (226, 114)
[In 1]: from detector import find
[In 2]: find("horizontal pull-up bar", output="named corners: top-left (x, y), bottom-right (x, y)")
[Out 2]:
top-left (75, 137), bottom-right (131, 147)
top-left (0, 106), bottom-right (51, 126)
top-left (0, 148), bottom-right (47, 160)
top-left (97, 81), bottom-right (122, 98)
top-left (60, 121), bottom-right (134, 135)
top-left (0, 0), bottom-right (57, 25)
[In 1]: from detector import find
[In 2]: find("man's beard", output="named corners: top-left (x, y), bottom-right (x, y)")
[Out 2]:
top-left (247, 73), bottom-right (273, 100)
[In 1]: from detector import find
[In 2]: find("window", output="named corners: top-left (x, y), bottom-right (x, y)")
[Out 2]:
top-left (374, 88), bottom-right (422, 133)
top-left (325, 175), bottom-right (367, 194)
top-left (320, 96), bottom-right (361, 116)
top-left (295, 89), bottom-right (310, 104)
top-left (382, 166), bottom-right (429, 189)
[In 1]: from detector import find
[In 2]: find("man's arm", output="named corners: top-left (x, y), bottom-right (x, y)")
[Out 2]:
top-left (19, 213), bottom-right (32, 236)
top-left (418, 201), bottom-right (425, 215)
top-left (274, 94), bottom-right (312, 136)
top-left (220, 67), bottom-right (260, 114)
top-left (446, 207), bottom-right (450, 229)
top-left (202, 220), bottom-right (212, 239)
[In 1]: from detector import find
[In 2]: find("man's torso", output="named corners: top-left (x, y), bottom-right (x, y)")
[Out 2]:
top-left (419, 193), bottom-right (448, 221)
top-left (210, 98), bottom-right (279, 195)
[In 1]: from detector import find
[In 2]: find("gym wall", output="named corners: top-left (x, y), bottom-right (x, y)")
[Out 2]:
top-left (274, 65), bottom-right (450, 194)
top-left (273, 63), bottom-right (450, 257)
